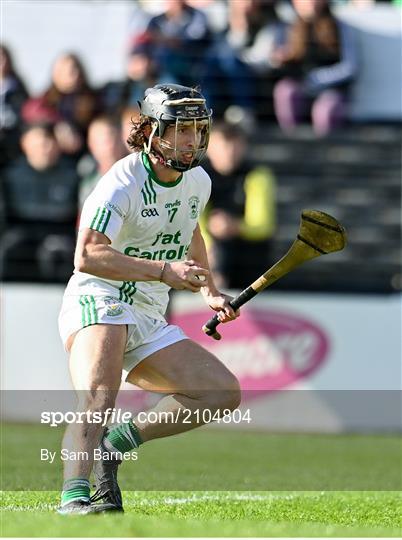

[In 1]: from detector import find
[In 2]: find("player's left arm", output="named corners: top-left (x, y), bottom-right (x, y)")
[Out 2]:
top-left (188, 224), bottom-right (239, 323)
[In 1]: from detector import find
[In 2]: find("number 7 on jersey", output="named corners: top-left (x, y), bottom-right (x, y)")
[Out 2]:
top-left (168, 207), bottom-right (178, 223)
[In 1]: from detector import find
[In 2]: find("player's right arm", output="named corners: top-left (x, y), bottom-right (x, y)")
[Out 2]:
top-left (78, 163), bottom-right (209, 291)
top-left (75, 228), bottom-right (209, 292)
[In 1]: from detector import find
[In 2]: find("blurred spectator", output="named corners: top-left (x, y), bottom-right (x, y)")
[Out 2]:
top-left (226, 1), bottom-right (285, 72)
top-left (127, 0), bottom-right (154, 39)
top-left (272, 0), bottom-right (357, 136)
top-left (349, 0), bottom-right (375, 6)
top-left (78, 116), bottom-right (128, 208)
top-left (202, 121), bottom-right (276, 289)
top-left (0, 173), bottom-right (6, 237)
top-left (187, 0), bottom-right (228, 33)
top-left (202, 0), bottom-right (284, 119)
top-left (22, 52), bottom-right (98, 158)
top-left (121, 106), bottom-right (141, 151)
top-left (145, 0), bottom-right (211, 87)
top-left (0, 44), bottom-right (29, 166)
top-left (100, 34), bottom-right (170, 117)
top-left (1, 124), bottom-right (79, 282)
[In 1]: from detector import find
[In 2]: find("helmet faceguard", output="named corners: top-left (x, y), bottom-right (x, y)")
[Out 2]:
top-left (155, 116), bottom-right (211, 172)
top-left (139, 84), bottom-right (212, 172)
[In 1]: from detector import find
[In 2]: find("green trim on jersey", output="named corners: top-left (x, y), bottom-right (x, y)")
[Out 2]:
top-left (90, 207), bottom-right (112, 234)
top-left (141, 177), bottom-right (157, 206)
top-left (79, 295), bottom-right (98, 327)
top-left (141, 152), bottom-right (183, 188)
top-left (118, 281), bottom-right (137, 305)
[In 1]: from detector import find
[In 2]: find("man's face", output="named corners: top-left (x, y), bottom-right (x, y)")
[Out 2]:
top-left (292, 0), bottom-right (327, 20)
top-left (52, 55), bottom-right (82, 93)
top-left (21, 127), bottom-right (60, 170)
top-left (0, 47), bottom-right (11, 78)
top-left (207, 131), bottom-right (246, 174)
top-left (156, 119), bottom-right (209, 167)
top-left (165, 0), bottom-right (186, 14)
top-left (88, 122), bottom-right (121, 160)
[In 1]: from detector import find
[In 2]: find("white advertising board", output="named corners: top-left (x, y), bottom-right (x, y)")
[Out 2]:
top-left (1, 285), bottom-right (401, 431)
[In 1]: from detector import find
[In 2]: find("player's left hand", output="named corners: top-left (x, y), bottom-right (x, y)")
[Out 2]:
top-left (205, 293), bottom-right (240, 323)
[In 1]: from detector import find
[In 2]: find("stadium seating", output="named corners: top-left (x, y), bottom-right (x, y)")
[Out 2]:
top-left (249, 124), bottom-right (401, 293)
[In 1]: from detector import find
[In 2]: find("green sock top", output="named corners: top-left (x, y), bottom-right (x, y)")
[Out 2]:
top-left (105, 420), bottom-right (143, 453)
top-left (61, 477), bottom-right (90, 506)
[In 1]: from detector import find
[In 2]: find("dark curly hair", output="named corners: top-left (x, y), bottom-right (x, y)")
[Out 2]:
top-left (126, 115), bottom-right (152, 152)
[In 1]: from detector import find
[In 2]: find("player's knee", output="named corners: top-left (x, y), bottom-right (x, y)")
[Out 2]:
top-left (207, 373), bottom-right (241, 413)
top-left (222, 376), bottom-right (242, 412)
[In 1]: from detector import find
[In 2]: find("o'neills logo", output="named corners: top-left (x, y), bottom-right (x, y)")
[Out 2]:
top-left (170, 308), bottom-right (329, 397)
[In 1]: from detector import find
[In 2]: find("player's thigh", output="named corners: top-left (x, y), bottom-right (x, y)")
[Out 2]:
top-left (126, 338), bottom-right (239, 397)
top-left (69, 323), bottom-right (127, 392)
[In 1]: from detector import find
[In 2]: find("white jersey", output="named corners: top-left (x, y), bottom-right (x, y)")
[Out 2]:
top-left (65, 151), bottom-right (211, 317)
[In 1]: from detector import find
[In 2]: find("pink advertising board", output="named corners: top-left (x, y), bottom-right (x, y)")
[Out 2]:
top-left (170, 307), bottom-right (330, 397)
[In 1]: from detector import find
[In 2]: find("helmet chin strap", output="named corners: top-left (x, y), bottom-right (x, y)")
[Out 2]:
top-left (144, 122), bottom-right (158, 154)
top-left (143, 122), bottom-right (175, 169)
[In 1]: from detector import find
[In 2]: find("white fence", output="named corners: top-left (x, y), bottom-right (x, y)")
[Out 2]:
top-left (1, 284), bottom-right (400, 431)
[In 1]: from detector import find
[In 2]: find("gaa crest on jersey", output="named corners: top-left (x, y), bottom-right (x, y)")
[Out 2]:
top-left (141, 208), bottom-right (159, 217)
top-left (188, 196), bottom-right (200, 219)
top-left (103, 296), bottom-right (124, 317)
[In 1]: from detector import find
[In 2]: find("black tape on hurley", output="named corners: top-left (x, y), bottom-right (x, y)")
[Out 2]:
top-left (202, 287), bottom-right (257, 340)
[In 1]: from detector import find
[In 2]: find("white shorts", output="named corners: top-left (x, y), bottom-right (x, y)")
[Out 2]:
top-left (58, 294), bottom-right (188, 381)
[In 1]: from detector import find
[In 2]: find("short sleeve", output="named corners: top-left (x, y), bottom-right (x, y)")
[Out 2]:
top-left (198, 167), bottom-right (212, 210)
top-left (79, 170), bottom-right (131, 242)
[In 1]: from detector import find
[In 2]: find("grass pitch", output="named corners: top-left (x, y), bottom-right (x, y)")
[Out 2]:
top-left (1, 425), bottom-right (401, 537)
top-left (1, 490), bottom-right (401, 537)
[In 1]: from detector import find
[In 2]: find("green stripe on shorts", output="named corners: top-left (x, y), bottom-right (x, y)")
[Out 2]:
top-left (119, 282), bottom-right (136, 304)
top-left (79, 296), bottom-right (87, 326)
top-left (89, 295), bottom-right (98, 324)
top-left (79, 295), bottom-right (98, 327)
top-left (126, 282), bottom-right (136, 305)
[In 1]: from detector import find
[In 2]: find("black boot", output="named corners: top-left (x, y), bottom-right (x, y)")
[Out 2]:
top-left (89, 428), bottom-right (124, 513)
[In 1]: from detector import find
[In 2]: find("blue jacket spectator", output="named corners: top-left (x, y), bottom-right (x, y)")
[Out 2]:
top-left (100, 33), bottom-right (173, 117)
top-left (146, 0), bottom-right (211, 87)
top-left (201, 0), bottom-right (284, 120)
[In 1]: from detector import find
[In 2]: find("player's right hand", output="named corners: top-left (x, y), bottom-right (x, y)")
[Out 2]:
top-left (161, 260), bottom-right (209, 292)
